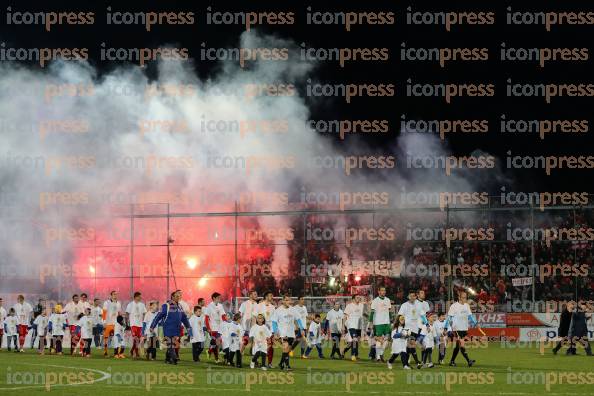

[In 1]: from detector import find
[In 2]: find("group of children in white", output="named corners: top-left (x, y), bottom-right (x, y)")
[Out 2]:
top-left (0, 292), bottom-right (154, 358)
top-left (0, 287), bottom-right (480, 371)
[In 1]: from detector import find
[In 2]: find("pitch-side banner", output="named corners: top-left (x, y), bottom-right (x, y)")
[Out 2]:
top-left (476, 312), bottom-right (506, 328)
top-left (467, 327), bottom-right (594, 341)
top-left (467, 328), bottom-right (519, 339)
top-left (519, 327), bottom-right (594, 341)
top-left (507, 313), bottom-right (594, 330)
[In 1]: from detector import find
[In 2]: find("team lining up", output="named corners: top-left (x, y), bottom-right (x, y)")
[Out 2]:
top-left (0, 288), bottom-right (478, 370)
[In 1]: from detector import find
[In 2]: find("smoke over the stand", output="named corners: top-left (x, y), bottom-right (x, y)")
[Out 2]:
top-left (0, 31), bottom-right (502, 303)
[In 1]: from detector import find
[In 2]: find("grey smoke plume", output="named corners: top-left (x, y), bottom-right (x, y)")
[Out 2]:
top-left (0, 31), bottom-right (500, 299)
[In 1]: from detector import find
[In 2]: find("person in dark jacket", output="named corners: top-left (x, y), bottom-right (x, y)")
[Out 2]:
top-left (568, 301), bottom-right (592, 356)
top-left (553, 301), bottom-right (574, 355)
top-left (150, 290), bottom-right (192, 364)
top-left (30, 299), bottom-right (46, 349)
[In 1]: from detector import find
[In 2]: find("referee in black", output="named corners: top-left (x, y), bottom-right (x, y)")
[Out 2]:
top-left (552, 301), bottom-right (574, 355)
top-left (568, 301), bottom-right (593, 356)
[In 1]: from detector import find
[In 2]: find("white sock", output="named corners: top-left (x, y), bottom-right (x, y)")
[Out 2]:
top-left (376, 347), bottom-right (383, 359)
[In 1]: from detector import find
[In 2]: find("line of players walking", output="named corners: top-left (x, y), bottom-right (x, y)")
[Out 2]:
top-left (178, 287), bottom-right (592, 368)
top-left (0, 288), bottom-right (482, 370)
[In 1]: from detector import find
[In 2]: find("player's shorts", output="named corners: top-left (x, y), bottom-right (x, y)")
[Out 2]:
top-left (210, 331), bottom-right (221, 339)
top-left (179, 327), bottom-right (185, 337)
top-left (93, 325), bottom-right (103, 336)
top-left (348, 329), bottom-right (362, 339)
top-left (295, 329), bottom-right (303, 338)
top-left (330, 332), bottom-right (342, 341)
top-left (454, 330), bottom-right (468, 338)
top-left (103, 324), bottom-right (114, 338)
top-left (18, 325), bottom-right (28, 337)
top-left (131, 326), bottom-right (142, 338)
top-left (69, 325), bottom-right (80, 336)
top-left (282, 337), bottom-right (295, 345)
top-left (373, 324), bottom-right (391, 337)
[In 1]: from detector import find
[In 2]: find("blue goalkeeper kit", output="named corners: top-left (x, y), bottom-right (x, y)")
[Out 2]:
top-left (150, 301), bottom-right (192, 338)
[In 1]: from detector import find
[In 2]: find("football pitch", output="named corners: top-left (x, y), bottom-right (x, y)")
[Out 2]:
top-left (0, 343), bottom-right (592, 395)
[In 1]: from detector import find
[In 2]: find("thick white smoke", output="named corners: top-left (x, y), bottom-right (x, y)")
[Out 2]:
top-left (0, 31), bottom-right (498, 298)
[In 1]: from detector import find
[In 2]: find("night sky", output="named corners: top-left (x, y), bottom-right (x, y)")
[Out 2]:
top-left (1, 1), bottom-right (593, 192)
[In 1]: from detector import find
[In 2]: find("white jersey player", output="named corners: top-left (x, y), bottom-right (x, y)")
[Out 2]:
top-left (257, 294), bottom-right (277, 328)
top-left (272, 296), bottom-right (303, 340)
top-left (290, 296), bottom-right (308, 355)
top-left (205, 292), bottom-right (227, 363)
top-left (205, 297), bottom-right (227, 334)
top-left (13, 296), bottom-right (33, 351)
top-left (125, 293), bottom-right (147, 358)
top-left (397, 293), bottom-right (427, 335)
top-left (397, 291), bottom-right (427, 367)
top-left (125, 297), bottom-right (147, 330)
top-left (64, 297), bottom-right (86, 327)
top-left (370, 287), bottom-right (392, 361)
top-left (13, 297), bottom-right (33, 327)
top-left (344, 295), bottom-right (364, 360)
top-left (239, 291), bottom-right (260, 334)
top-left (326, 301), bottom-right (345, 359)
top-left (417, 290), bottom-right (431, 328)
top-left (326, 303), bottom-right (345, 335)
top-left (102, 291), bottom-right (122, 356)
top-left (445, 291), bottom-right (477, 367)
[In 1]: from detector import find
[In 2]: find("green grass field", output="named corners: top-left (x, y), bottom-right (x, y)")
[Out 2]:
top-left (0, 343), bottom-right (592, 395)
